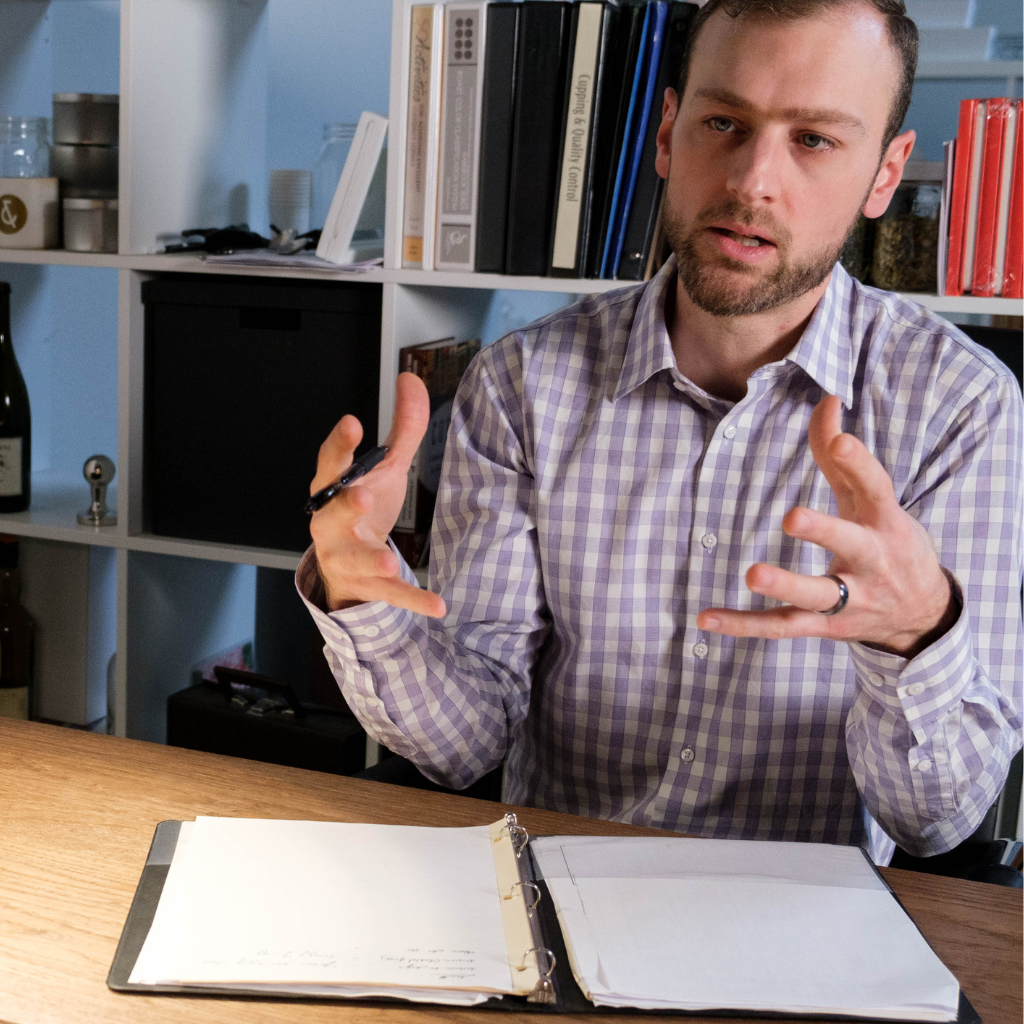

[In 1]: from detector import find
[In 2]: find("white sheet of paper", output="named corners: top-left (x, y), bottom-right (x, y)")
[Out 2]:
top-left (534, 837), bottom-right (958, 1021)
top-left (565, 876), bottom-right (959, 1019)
top-left (130, 817), bottom-right (513, 995)
top-left (532, 835), bottom-right (888, 889)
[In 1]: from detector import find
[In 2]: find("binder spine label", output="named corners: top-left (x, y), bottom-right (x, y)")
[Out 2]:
top-left (403, 5), bottom-right (435, 267)
top-left (436, 2), bottom-right (487, 271)
top-left (551, 4), bottom-right (603, 270)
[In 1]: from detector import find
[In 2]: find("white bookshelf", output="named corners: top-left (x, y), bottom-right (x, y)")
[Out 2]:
top-left (0, 0), bottom-right (1020, 747)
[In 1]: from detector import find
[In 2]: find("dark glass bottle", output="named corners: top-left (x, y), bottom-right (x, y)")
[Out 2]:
top-left (0, 535), bottom-right (35, 721)
top-left (0, 282), bottom-right (31, 513)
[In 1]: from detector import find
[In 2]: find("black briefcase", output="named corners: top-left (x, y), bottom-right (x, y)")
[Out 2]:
top-left (166, 666), bottom-right (366, 777)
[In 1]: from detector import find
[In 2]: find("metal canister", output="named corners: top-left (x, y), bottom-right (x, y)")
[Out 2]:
top-left (62, 197), bottom-right (118, 253)
top-left (52, 94), bottom-right (119, 146)
top-left (51, 143), bottom-right (118, 195)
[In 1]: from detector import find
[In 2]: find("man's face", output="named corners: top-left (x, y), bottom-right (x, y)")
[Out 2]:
top-left (656, 3), bottom-right (908, 317)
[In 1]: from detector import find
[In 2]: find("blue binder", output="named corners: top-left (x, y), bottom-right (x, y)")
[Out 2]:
top-left (609, 0), bottom-right (668, 278)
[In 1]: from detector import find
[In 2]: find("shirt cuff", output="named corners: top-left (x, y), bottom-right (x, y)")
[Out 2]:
top-left (849, 572), bottom-right (972, 740)
top-left (294, 542), bottom-right (418, 659)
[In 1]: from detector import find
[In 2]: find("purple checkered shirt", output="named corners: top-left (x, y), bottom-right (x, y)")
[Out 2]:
top-left (298, 258), bottom-right (1023, 864)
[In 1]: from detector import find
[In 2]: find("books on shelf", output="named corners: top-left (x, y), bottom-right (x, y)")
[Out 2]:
top-left (391, 335), bottom-right (481, 570)
top-left (943, 97), bottom-right (1022, 298)
top-left (399, 0), bottom-right (699, 281)
top-left (434, 1), bottom-right (488, 271)
top-left (112, 813), bottom-right (969, 1022)
top-left (402, 4), bottom-right (445, 269)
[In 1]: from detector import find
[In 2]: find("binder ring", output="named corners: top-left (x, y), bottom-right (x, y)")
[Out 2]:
top-left (505, 880), bottom-right (542, 909)
top-left (518, 945), bottom-right (557, 979)
top-left (495, 821), bottom-right (529, 856)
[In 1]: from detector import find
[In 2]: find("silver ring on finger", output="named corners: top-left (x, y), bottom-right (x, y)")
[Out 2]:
top-left (818, 574), bottom-right (849, 615)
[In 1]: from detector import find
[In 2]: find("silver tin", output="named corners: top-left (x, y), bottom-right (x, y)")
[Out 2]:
top-left (63, 197), bottom-right (118, 253)
top-left (52, 93), bottom-right (119, 146)
top-left (51, 143), bottom-right (118, 192)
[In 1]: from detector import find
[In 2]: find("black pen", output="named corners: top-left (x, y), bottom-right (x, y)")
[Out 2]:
top-left (304, 445), bottom-right (390, 514)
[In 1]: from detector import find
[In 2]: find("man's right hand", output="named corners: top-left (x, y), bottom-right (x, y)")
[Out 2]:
top-left (309, 372), bottom-right (447, 617)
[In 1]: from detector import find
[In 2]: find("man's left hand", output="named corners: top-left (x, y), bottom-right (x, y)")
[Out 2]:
top-left (696, 394), bottom-right (958, 659)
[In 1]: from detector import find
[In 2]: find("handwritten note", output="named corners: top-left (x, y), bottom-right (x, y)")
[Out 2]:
top-left (129, 818), bottom-right (513, 996)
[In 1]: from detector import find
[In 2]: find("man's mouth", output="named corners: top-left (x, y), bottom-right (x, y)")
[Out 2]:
top-left (710, 226), bottom-right (774, 248)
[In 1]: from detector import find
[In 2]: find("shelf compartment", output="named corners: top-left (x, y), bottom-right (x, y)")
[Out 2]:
top-left (0, 472), bottom-right (121, 547)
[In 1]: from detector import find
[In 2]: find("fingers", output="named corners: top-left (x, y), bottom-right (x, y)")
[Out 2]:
top-left (354, 576), bottom-right (447, 618)
top-left (384, 372), bottom-right (431, 465)
top-left (808, 394), bottom-right (896, 520)
top-left (781, 506), bottom-right (872, 563)
top-left (312, 414), bottom-right (363, 492)
top-left (807, 394), bottom-right (849, 498)
top-left (745, 562), bottom-right (847, 613)
top-left (697, 604), bottom-right (835, 640)
top-left (827, 432), bottom-right (897, 516)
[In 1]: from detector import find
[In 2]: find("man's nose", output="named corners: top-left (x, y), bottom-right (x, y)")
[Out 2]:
top-left (725, 130), bottom-right (784, 207)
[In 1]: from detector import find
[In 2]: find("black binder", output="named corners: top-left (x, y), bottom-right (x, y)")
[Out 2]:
top-left (615, 1), bottom-right (697, 281)
top-left (110, 814), bottom-right (981, 1023)
top-left (504, 0), bottom-right (572, 277)
top-left (475, 2), bottom-right (521, 274)
top-left (584, 1), bottom-right (647, 278)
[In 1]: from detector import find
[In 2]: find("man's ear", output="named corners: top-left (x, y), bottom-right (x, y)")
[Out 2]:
top-left (863, 129), bottom-right (915, 218)
top-left (655, 87), bottom-right (679, 180)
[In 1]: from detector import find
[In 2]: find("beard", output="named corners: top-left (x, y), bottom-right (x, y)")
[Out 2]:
top-left (663, 194), bottom-right (855, 317)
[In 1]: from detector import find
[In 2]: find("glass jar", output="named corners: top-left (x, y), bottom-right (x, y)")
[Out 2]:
top-left (0, 117), bottom-right (51, 178)
top-left (312, 122), bottom-right (357, 230)
top-left (871, 165), bottom-right (942, 293)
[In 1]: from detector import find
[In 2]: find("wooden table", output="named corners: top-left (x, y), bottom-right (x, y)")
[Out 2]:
top-left (1, 718), bottom-right (1020, 1024)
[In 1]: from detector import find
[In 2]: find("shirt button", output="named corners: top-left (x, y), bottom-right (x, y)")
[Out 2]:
top-left (915, 759), bottom-right (932, 772)
top-left (701, 533), bottom-right (717, 550)
top-left (723, 425), bottom-right (736, 439)
top-left (869, 672), bottom-right (885, 686)
top-left (363, 625), bottom-right (380, 638)
top-left (679, 747), bottom-right (695, 763)
top-left (906, 682), bottom-right (926, 697)
top-left (365, 696), bottom-right (381, 708)
top-left (692, 642), bottom-right (708, 658)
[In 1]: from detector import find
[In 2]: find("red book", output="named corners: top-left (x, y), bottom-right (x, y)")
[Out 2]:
top-left (970, 98), bottom-right (1010, 297)
top-left (1002, 100), bottom-right (1023, 299)
top-left (945, 99), bottom-right (980, 296)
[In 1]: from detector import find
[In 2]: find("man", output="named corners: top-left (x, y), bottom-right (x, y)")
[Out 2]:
top-left (299, 0), bottom-right (1022, 864)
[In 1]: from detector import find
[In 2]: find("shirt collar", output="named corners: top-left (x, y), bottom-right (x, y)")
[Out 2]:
top-left (613, 258), bottom-right (858, 409)
top-left (783, 263), bottom-right (857, 409)
top-left (612, 256), bottom-right (679, 402)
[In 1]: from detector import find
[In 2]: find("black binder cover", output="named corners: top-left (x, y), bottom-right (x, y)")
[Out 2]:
top-left (475, 2), bottom-right (521, 273)
top-left (504, 0), bottom-right (572, 277)
top-left (110, 821), bottom-right (981, 1024)
top-left (550, 2), bottom-right (621, 278)
top-left (616, 2), bottom-right (697, 281)
top-left (584, 1), bottom-right (646, 279)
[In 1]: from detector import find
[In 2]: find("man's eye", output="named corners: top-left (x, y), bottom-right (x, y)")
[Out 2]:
top-left (799, 133), bottom-right (832, 150)
top-left (708, 117), bottom-right (735, 133)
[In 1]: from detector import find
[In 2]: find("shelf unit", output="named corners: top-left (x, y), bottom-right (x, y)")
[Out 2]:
top-left (0, 0), bottom-right (1021, 747)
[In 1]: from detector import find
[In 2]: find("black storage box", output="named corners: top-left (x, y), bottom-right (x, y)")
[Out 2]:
top-left (167, 667), bottom-right (367, 777)
top-left (143, 275), bottom-right (381, 552)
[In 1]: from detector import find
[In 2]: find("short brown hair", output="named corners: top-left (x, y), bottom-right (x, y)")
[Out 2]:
top-left (677, 0), bottom-right (919, 151)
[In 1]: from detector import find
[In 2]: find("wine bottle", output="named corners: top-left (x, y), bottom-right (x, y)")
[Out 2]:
top-left (0, 282), bottom-right (31, 513)
top-left (0, 534), bottom-right (35, 721)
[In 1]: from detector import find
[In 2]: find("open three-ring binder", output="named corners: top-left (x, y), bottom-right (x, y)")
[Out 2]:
top-left (109, 813), bottom-right (979, 1022)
